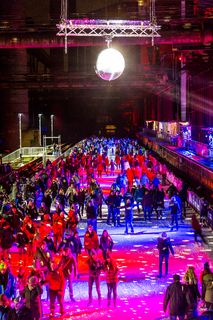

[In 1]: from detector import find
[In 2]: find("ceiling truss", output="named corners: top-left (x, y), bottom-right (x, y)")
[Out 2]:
top-left (57, 19), bottom-right (161, 52)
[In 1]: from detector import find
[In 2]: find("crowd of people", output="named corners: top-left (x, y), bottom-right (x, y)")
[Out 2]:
top-left (0, 136), bottom-right (211, 319)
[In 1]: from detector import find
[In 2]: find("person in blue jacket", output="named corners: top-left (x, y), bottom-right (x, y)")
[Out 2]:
top-left (0, 261), bottom-right (15, 299)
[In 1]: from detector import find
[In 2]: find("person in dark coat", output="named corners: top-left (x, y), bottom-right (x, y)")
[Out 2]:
top-left (57, 232), bottom-right (75, 254)
top-left (152, 186), bottom-right (165, 219)
top-left (16, 226), bottom-right (29, 258)
top-left (34, 241), bottom-right (51, 271)
top-left (169, 197), bottom-right (179, 231)
top-left (113, 190), bottom-right (123, 226)
top-left (142, 189), bottom-right (153, 221)
top-left (105, 191), bottom-right (115, 226)
top-left (0, 220), bottom-right (14, 259)
top-left (191, 213), bottom-right (208, 245)
top-left (26, 200), bottom-right (38, 221)
top-left (99, 230), bottom-right (114, 260)
top-left (163, 274), bottom-right (187, 320)
top-left (59, 247), bottom-right (77, 301)
top-left (22, 276), bottom-right (43, 320)
top-left (43, 233), bottom-right (56, 254)
top-left (77, 188), bottom-right (86, 217)
top-left (179, 182), bottom-right (188, 218)
top-left (157, 232), bottom-right (174, 278)
top-left (72, 231), bottom-right (82, 276)
top-left (200, 200), bottom-right (209, 227)
top-left (86, 200), bottom-right (98, 232)
top-left (122, 198), bottom-right (135, 234)
top-left (42, 190), bottom-right (52, 214)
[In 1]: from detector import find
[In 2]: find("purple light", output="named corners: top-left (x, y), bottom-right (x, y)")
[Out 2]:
top-left (67, 19), bottom-right (151, 26)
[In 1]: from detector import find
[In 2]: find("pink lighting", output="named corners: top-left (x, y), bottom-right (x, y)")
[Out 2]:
top-left (0, 33), bottom-right (211, 49)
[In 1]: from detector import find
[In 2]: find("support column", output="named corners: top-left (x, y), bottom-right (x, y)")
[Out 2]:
top-left (180, 54), bottom-right (187, 121)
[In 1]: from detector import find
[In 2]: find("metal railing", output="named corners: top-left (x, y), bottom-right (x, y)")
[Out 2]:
top-left (2, 147), bottom-right (49, 164)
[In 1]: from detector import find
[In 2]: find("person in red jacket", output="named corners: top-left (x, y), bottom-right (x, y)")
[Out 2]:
top-left (191, 213), bottom-right (208, 245)
top-left (97, 161), bottom-right (103, 178)
top-left (115, 154), bottom-right (121, 170)
top-left (103, 252), bottom-right (119, 308)
top-left (59, 247), bottom-right (77, 302)
top-left (84, 225), bottom-right (99, 256)
top-left (22, 216), bottom-right (36, 256)
top-left (87, 250), bottom-right (103, 307)
top-left (46, 260), bottom-right (65, 318)
top-left (52, 212), bottom-right (66, 250)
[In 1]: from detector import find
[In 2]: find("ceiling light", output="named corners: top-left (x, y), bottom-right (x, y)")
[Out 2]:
top-left (95, 48), bottom-right (125, 81)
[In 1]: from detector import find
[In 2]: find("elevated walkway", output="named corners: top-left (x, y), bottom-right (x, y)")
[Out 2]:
top-left (1, 142), bottom-right (73, 170)
top-left (1, 146), bottom-right (57, 169)
top-left (137, 132), bottom-right (213, 202)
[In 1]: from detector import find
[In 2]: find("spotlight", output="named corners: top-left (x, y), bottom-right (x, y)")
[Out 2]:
top-left (95, 48), bottom-right (125, 81)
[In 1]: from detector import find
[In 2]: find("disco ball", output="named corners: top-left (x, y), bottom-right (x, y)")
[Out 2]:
top-left (95, 48), bottom-right (125, 81)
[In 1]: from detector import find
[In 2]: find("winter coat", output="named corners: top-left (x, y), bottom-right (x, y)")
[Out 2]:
top-left (100, 235), bottom-right (114, 252)
top-left (105, 195), bottom-right (115, 209)
top-left (202, 273), bottom-right (213, 304)
top-left (60, 255), bottom-right (76, 278)
top-left (104, 259), bottom-right (119, 284)
top-left (142, 191), bottom-right (153, 207)
top-left (46, 269), bottom-right (65, 292)
top-left (16, 230), bottom-right (29, 248)
top-left (87, 257), bottom-right (103, 278)
top-left (84, 230), bottom-right (99, 251)
top-left (157, 237), bottom-right (174, 255)
top-left (163, 281), bottom-right (187, 316)
top-left (22, 285), bottom-right (43, 319)
top-left (0, 226), bottom-right (14, 249)
top-left (184, 283), bottom-right (200, 308)
top-left (86, 205), bottom-right (97, 220)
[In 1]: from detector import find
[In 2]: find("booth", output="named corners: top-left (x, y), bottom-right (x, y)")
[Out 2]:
top-left (178, 122), bottom-right (191, 148)
top-left (157, 121), bottom-right (179, 145)
top-left (201, 127), bottom-right (213, 157)
top-left (145, 120), bottom-right (159, 131)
